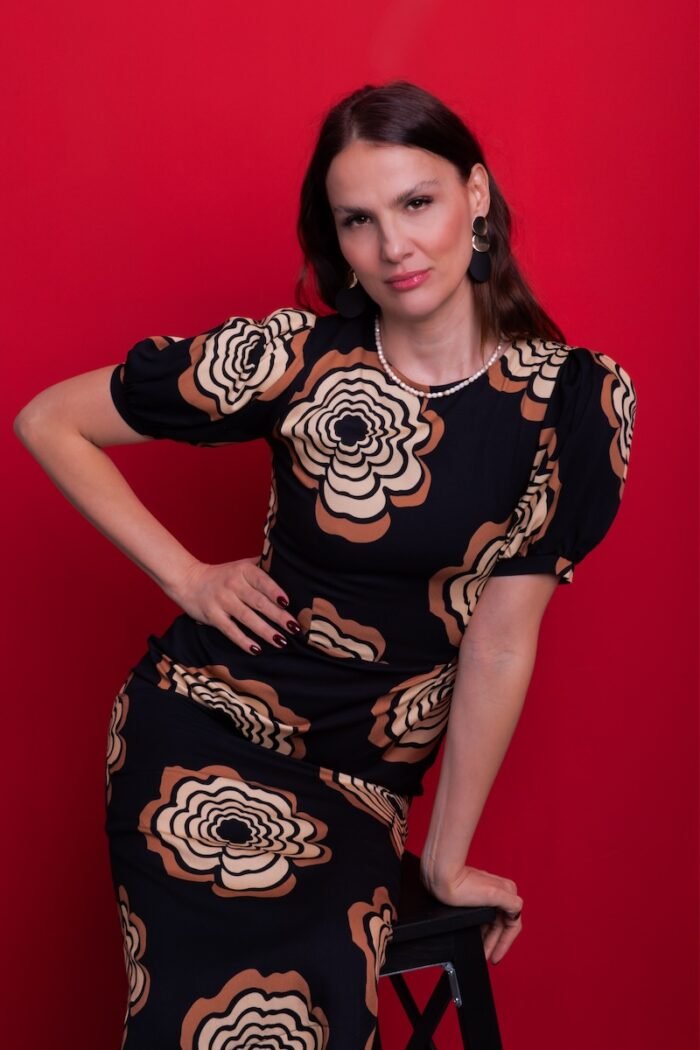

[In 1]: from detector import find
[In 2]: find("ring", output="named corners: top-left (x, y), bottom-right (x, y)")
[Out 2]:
top-left (505, 910), bottom-right (521, 921)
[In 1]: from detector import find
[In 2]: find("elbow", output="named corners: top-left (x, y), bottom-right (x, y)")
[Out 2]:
top-left (13, 396), bottom-right (56, 450)
top-left (13, 403), bottom-right (36, 446)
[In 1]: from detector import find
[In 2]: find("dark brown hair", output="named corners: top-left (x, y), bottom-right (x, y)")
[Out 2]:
top-left (296, 80), bottom-right (566, 344)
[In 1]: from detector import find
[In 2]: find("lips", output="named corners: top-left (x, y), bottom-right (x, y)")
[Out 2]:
top-left (385, 270), bottom-right (430, 291)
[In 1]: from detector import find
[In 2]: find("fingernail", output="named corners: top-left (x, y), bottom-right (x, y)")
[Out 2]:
top-left (250, 643), bottom-right (262, 654)
top-left (273, 633), bottom-right (287, 647)
top-left (276, 596), bottom-right (289, 608)
top-left (287, 621), bottom-right (302, 634)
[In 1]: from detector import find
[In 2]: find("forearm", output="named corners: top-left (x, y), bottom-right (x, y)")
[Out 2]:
top-left (15, 417), bottom-right (198, 596)
top-left (420, 643), bottom-right (537, 897)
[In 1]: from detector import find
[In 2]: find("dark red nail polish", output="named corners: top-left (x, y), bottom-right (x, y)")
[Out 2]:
top-left (276, 595), bottom-right (289, 608)
top-left (287, 621), bottom-right (302, 634)
top-left (273, 633), bottom-right (287, 646)
top-left (250, 643), bottom-right (262, 654)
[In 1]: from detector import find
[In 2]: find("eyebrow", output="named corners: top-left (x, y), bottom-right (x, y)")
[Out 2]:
top-left (331, 179), bottom-right (440, 214)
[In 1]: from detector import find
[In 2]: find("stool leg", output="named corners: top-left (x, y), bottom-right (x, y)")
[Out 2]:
top-left (449, 927), bottom-right (503, 1050)
top-left (405, 972), bottom-right (450, 1050)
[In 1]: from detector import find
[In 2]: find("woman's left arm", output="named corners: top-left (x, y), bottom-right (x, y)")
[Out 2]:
top-left (420, 572), bottom-right (559, 913)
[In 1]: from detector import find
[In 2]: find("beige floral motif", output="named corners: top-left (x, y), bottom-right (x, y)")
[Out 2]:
top-left (106, 676), bottom-right (131, 804)
top-left (155, 653), bottom-right (310, 758)
top-left (489, 338), bottom-right (570, 420)
top-left (347, 886), bottom-right (397, 1049)
top-left (297, 597), bottom-right (387, 662)
top-left (497, 426), bottom-right (562, 560)
top-left (596, 353), bottom-right (637, 497)
top-left (318, 767), bottom-right (410, 859)
top-left (174, 309), bottom-right (315, 421)
top-left (278, 347), bottom-right (444, 541)
top-left (369, 660), bottom-right (458, 763)
top-left (117, 886), bottom-right (150, 1022)
top-left (429, 426), bottom-right (566, 645)
top-left (140, 764), bottom-right (332, 898)
top-left (259, 469), bottom-right (278, 572)
top-left (180, 968), bottom-right (329, 1050)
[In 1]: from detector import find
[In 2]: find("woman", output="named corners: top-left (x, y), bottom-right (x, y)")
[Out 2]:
top-left (14, 81), bottom-right (636, 1049)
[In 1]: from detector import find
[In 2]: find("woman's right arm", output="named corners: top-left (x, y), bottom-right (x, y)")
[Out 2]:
top-left (13, 367), bottom-right (299, 652)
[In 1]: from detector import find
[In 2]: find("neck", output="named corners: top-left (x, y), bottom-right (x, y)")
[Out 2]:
top-left (377, 282), bottom-right (494, 386)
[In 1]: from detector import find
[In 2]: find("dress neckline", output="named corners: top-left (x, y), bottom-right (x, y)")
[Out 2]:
top-left (358, 309), bottom-right (516, 396)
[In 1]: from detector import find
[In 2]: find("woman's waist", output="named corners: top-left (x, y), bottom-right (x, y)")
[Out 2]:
top-left (259, 556), bottom-right (458, 669)
top-left (123, 646), bottom-right (418, 810)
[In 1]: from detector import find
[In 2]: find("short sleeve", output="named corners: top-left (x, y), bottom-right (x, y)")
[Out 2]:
top-left (110, 307), bottom-right (317, 444)
top-left (490, 346), bottom-right (637, 584)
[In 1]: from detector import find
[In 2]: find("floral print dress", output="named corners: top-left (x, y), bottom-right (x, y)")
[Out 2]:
top-left (105, 306), bottom-right (636, 1049)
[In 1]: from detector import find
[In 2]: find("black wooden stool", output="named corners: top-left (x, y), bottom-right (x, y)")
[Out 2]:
top-left (373, 850), bottom-right (504, 1049)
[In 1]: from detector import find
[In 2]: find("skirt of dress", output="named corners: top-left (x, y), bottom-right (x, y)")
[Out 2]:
top-left (105, 670), bottom-right (411, 1050)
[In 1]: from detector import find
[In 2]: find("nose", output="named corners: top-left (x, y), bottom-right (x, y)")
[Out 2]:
top-left (378, 218), bottom-right (412, 265)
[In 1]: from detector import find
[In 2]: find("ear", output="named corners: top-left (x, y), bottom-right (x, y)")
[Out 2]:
top-left (467, 162), bottom-right (491, 217)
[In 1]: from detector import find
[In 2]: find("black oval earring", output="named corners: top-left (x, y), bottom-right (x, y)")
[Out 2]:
top-left (467, 215), bottom-right (491, 283)
top-left (334, 270), bottom-right (368, 318)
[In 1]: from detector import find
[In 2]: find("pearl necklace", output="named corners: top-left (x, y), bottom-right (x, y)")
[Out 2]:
top-left (373, 315), bottom-right (503, 399)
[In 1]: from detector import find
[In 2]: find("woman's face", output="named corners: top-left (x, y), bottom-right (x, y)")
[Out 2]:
top-left (326, 139), bottom-right (490, 322)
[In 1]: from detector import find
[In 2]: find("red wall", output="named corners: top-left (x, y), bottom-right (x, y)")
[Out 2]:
top-left (3, 1), bottom-right (697, 1047)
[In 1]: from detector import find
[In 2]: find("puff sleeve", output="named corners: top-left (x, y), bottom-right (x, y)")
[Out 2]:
top-left (490, 346), bottom-right (637, 584)
top-left (110, 307), bottom-right (317, 444)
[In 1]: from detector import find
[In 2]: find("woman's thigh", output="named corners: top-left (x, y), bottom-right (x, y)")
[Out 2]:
top-left (105, 672), bottom-right (405, 1050)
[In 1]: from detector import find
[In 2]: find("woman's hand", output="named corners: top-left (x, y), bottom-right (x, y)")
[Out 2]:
top-left (420, 861), bottom-right (524, 965)
top-left (166, 557), bottom-right (302, 654)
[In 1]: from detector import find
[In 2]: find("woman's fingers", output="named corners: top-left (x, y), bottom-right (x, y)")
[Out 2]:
top-left (480, 909), bottom-right (523, 964)
top-left (210, 611), bottom-right (262, 654)
top-left (239, 561), bottom-right (303, 637)
top-left (482, 915), bottom-right (504, 960)
top-left (182, 559), bottom-right (302, 653)
top-left (490, 911), bottom-right (523, 963)
top-left (222, 594), bottom-right (294, 650)
top-left (437, 865), bottom-right (523, 967)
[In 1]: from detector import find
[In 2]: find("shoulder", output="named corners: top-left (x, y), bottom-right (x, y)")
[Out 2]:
top-left (555, 342), bottom-right (635, 394)
top-left (536, 345), bottom-right (638, 488)
top-left (498, 336), bottom-right (636, 424)
top-left (547, 343), bottom-right (637, 437)
top-left (503, 335), bottom-right (635, 389)
top-left (216, 306), bottom-right (318, 345)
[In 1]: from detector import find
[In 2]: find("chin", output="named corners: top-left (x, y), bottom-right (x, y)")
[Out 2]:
top-left (374, 274), bottom-right (469, 321)
top-left (377, 290), bottom-right (448, 321)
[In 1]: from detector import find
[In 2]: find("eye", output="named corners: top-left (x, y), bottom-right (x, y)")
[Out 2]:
top-left (406, 196), bottom-right (432, 211)
top-left (342, 213), bottom-right (371, 228)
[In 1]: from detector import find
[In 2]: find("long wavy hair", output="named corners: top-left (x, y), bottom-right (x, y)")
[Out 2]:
top-left (296, 80), bottom-right (566, 345)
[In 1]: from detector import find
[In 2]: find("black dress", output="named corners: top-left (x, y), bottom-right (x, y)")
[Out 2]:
top-left (105, 307), bottom-right (636, 1049)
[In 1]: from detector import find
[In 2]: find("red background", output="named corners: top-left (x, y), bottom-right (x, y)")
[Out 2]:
top-left (3, 1), bottom-right (698, 1047)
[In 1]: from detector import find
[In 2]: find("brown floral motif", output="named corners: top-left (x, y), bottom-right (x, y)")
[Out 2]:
top-left (429, 426), bottom-right (567, 644)
top-left (347, 886), bottom-right (397, 1048)
top-left (259, 469), bottom-right (278, 572)
top-left (173, 308), bottom-right (315, 421)
top-left (298, 597), bottom-right (387, 662)
top-left (497, 426), bottom-right (564, 561)
top-left (139, 764), bottom-right (332, 898)
top-left (155, 653), bottom-right (310, 758)
top-left (489, 338), bottom-right (570, 420)
top-left (180, 969), bottom-right (329, 1050)
top-left (596, 353), bottom-right (637, 497)
top-left (278, 347), bottom-right (444, 541)
top-left (117, 886), bottom-right (150, 1021)
top-left (369, 660), bottom-right (458, 763)
top-left (318, 767), bottom-right (409, 859)
top-left (106, 675), bottom-right (131, 804)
